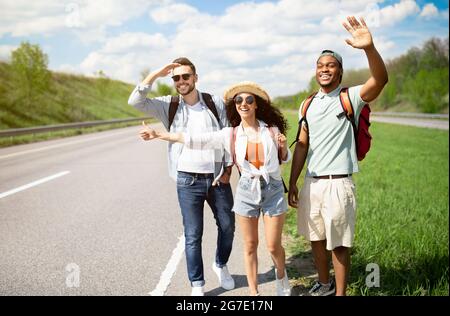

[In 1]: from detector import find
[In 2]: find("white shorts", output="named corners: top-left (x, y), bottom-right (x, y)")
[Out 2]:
top-left (297, 176), bottom-right (356, 250)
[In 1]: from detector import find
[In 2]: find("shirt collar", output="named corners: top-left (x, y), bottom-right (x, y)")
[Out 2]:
top-left (316, 85), bottom-right (341, 99)
top-left (237, 119), bottom-right (268, 135)
top-left (179, 90), bottom-right (203, 106)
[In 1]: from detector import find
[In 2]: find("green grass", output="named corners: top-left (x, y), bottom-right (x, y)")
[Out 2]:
top-left (0, 61), bottom-right (166, 147)
top-left (281, 111), bottom-right (449, 296)
top-left (0, 61), bottom-right (146, 129)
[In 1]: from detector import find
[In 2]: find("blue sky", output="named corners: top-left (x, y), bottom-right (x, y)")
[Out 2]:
top-left (0, 0), bottom-right (448, 97)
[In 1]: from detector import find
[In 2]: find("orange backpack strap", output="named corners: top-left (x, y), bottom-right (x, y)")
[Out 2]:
top-left (289, 92), bottom-right (317, 148)
top-left (300, 92), bottom-right (317, 120)
top-left (339, 87), bottom-right (355, 119)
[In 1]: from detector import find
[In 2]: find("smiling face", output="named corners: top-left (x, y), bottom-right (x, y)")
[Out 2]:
top-left (316, 55), bottom-right (343, 91)
top-left (172, 65), bottom-right (197, 96)
top-left (234, 93), bottom-right (257, 119)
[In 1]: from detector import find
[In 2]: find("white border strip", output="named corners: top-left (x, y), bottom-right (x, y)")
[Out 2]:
top-left (149, 235), bottom-right (185, 296)
top-left (0, 171), bottom-right (70, 199)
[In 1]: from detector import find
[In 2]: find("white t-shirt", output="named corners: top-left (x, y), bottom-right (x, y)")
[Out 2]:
top-left (177, 101), bottom-right (216, 173)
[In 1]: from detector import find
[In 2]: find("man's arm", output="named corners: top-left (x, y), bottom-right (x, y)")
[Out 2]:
top-left (141, 63), bottom-right (181, 86)
top-left (343, 16), bottom-right (388, 103)
top-left (140, 121), bottom-right (184, 143)
top-left (127, 63), bottom-right (181, 125)
top-left (288, 125), bottom-right (309, 208)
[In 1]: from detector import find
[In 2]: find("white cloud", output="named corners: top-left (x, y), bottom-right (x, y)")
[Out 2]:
top-left (0, 0), bottom-right (167, 38)
top-left (420, 3), bottom-right (439, 19)
top-left (0, 45), bottom-right (18, 61)
top-left (377, 0), bottom-right (420, 26)
top-left (58, 0), bottom-right (441, 97)
top-left (76, 31), bottom-right (172, 83)
top-left (150, 3), bottom-right (199, 24)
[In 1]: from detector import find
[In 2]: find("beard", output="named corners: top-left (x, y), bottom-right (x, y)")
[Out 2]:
top-left (176, 83), bottom-right (196, 96)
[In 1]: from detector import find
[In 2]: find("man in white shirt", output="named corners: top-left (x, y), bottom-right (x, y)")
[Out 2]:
top-left (128, 57), bottom-right (235, 296)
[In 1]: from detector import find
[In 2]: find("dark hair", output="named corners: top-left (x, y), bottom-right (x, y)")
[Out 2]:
top-left (226, 95), bottom-right (288, 135)
top-left (172, 57), bottom-right (196, 74)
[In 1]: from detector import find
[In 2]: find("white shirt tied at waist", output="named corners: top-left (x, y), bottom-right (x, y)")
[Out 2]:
top-left (183, 120), bottom-right (292, 205)
top-left (239, 161), bottom-right (270, 204)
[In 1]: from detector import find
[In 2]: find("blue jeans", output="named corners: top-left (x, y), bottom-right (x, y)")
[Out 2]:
top-left (176, 171), bottom-right (235, 287)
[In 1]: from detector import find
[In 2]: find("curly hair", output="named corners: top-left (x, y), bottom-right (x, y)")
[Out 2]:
top-left (226, 95), bottom-right (288, 135)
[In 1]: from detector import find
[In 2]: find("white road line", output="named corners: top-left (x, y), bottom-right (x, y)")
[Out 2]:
top-left (149, 235), bottom-right (185, 296)
top-left (0, 130), bottom-right (136, 161)
top-left (0, 171), bottom-right (70, 199)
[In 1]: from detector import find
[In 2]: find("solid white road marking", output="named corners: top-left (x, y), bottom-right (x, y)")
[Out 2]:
top-left (149, 235), bottom-right (185, 296)
top-left (0, 171), bottom-right (70, 199)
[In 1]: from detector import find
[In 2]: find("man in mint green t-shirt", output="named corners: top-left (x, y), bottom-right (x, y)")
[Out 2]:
top-left (289, 16), bottom-right (388, 296)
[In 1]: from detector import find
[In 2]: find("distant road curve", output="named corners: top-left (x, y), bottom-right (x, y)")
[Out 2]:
top-left (371, 115), bottom-right (448, 130)
top-left (284, 109), bottom-right (448, 130)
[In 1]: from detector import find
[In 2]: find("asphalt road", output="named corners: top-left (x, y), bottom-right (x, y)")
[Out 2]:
top-left (1, 115), bottom-right (445, 296)
top-left (0, 124), bottom-right (280, 296)
top-left (371, 115), bottom-right (449, 130)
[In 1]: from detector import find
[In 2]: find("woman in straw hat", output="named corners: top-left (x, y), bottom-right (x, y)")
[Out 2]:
top-left (140, 81), bottom-right (291, 296)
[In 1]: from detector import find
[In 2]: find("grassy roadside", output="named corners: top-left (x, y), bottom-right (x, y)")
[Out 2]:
top-left (281, 111), bottom-right (449, 296)
top-left (0, 60), bottom-right (165, 148)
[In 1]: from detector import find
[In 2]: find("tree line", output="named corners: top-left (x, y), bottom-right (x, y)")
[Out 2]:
top-left (274, 37), bottom-right (449, 113)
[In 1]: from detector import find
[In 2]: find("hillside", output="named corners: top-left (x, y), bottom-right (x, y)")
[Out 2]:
top-left (0, 61), bottom-right (146, 129)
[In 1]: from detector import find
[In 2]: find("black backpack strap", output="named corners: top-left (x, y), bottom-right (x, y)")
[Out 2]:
top-left (289, 92), bottom-right (317, 148)
top-left (201, 93), bottom-right (222, 129)
top-left (168, 95), bottom-right (180, 131)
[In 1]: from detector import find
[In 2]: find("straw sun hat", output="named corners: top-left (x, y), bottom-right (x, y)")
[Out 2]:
top-left (223, 81), bottom-right (270, 103)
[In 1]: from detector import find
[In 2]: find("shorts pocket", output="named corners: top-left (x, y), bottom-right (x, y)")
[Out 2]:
top-left (269, 178), bottom-right (283, 190)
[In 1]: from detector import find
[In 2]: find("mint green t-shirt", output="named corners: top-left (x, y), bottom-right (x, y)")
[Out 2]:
top-left (298, 85), bottom-right (365, 177)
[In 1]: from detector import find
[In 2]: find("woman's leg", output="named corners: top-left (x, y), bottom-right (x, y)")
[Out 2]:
top-left (236, 214), bottom-right (259, 295)
top-left (263, 213), bottom-right (286, 279)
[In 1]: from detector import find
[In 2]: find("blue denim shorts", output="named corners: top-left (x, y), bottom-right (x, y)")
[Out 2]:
top-left (233, 176), bottom-right (288, 218)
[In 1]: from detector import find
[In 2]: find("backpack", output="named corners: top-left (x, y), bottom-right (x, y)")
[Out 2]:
top-left (291, 87), bottom-right (372, 161)
top-left (168, 93), bottom-right (221, 130)
top-left (230, 126), bottom-right (288, 193)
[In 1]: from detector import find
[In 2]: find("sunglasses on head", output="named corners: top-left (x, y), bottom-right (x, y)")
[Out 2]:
top-left (234, 95), bottom-right (255, 106)
top-left (172, 73), bottom-right (193, 82)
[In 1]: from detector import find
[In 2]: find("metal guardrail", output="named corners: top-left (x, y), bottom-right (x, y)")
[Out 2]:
top-left (0, 117), bottom-right (152, 137)
top-left (1, 112), bottom-right (447, 138)
top-left (371, 112), bottom-right (449, 120)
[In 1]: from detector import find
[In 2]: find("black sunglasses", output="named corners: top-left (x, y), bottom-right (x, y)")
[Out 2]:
top-left (234, 95), bottom-right (255, 106)
top-left (172, 73), bottom-right (193, 82)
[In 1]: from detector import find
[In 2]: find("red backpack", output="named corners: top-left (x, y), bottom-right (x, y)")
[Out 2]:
top-left (292, 87), bottom-right (372, 161)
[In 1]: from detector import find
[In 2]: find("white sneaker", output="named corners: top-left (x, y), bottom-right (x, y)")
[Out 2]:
top-left (212, 263), bottom-right (235, 290)
top-left (191, 285), bottom-right (204, 296)
top-left (275, 268), bottom-right (291, 296)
